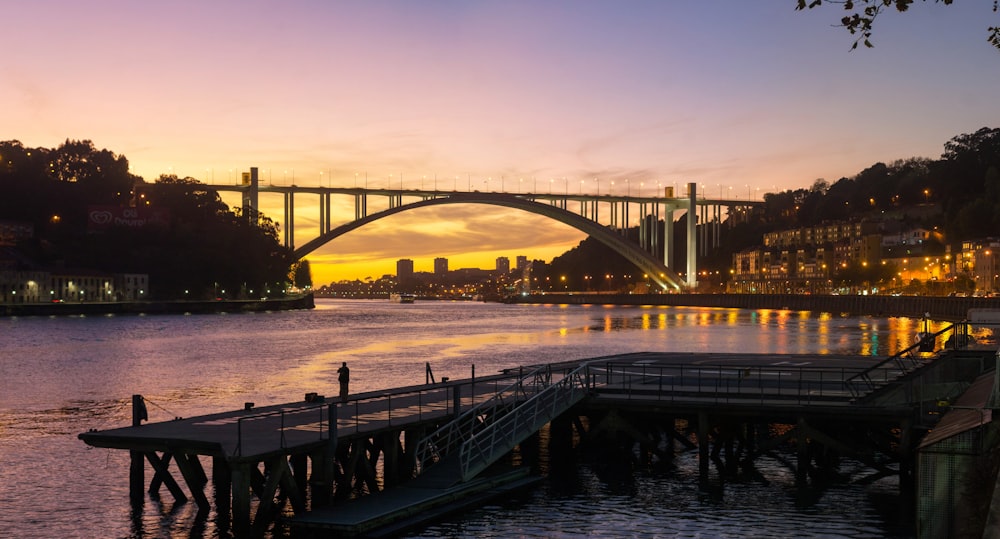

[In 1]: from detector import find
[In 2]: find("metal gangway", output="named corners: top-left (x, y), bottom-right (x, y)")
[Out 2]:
top-left (844, 322), bottom-right (966, 398)
top-left (415, 362), bottom-right (593, 484)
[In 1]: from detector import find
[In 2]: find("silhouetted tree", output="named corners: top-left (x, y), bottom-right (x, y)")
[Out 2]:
top-left (797, 0), bottom-right (1000, 50)
top-left (0, 141), bottom-right (295, 299)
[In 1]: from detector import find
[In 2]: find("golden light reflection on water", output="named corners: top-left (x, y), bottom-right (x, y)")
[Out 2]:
top-left (580, 305), bottom-right (968, 357)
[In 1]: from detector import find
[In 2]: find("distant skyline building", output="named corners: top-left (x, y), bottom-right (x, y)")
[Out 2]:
top-left (495, 256), bottom-right (510, 274)
top-left (516, 256), bottom-right (528, 272)
top-left (396, 259), bottom-right (414, 281)
top-left (434, 257), bottom-right (448, 275)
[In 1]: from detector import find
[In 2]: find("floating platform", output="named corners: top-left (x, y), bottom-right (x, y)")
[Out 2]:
top-left (290, 467), bottom-right (539, 537)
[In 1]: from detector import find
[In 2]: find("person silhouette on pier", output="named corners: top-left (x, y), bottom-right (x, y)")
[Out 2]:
top-left (337, 362), bottom-right (350, 402)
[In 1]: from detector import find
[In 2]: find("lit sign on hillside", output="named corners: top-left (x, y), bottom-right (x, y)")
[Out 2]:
top-left (87, 206), bottom-right (170, 231)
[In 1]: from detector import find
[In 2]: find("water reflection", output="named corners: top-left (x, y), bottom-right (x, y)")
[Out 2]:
top-left (0, 300), bottom-right (968, 538)
top-left (583, 306), bottom-right (953, 357)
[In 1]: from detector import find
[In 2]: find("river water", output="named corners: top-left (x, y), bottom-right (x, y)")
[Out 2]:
top-left (0, 299), bottom-right (949, 538)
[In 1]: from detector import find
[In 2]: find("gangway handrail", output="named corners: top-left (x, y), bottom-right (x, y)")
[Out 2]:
top-left (455, 363), bottom-right (593, 481)
top-left (844, 322), bottom-right (959, 397)
top-left (414, 364), bottom-right (556, 470)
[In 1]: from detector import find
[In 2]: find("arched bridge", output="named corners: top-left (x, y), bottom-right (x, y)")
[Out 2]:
top-left (296, 192), bottom-right (686, 290)
top-left (211, 172), bottom-right (760, 290)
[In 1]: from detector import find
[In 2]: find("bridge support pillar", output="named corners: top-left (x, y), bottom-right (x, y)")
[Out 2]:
top-left (664, 209), bottom-right (673, 269)
top-left (242, 167), bottom-right (259, 225)
top-left (687, 182), bottom-right (697, 289)
top-left (283, 191), bottom-right (295, 249)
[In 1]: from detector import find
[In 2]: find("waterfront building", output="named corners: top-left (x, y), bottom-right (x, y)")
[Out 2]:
top-left (0, 269), bottom-right (148, 304)
top-left (115, 274), bottom-right (149, 301)
top-left (495, 256), bottom-right (510, 275)
top-left (733, 220), bottom-right (889, 293)
top-left (970, 240), bottom-right (1000, 293)
top-left (434, 257), bottom-right (448, 275)
top-left (0, 270), bottom-right (47, 303)
top-left (396, 259), bottom-right (414, 282)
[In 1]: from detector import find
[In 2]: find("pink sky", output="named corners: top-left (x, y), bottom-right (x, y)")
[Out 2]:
top-left (4, 2), bottom-right (999, 283)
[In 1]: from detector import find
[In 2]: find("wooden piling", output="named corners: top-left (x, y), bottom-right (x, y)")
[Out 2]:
top-left (698, 412), bottom-right (710, 480)
top-left (231, 463), bottom-right (252, 538)
top-left (129, 394), bottom-right (145, 507)
top-left (796, 417), bottom-right (809, 486)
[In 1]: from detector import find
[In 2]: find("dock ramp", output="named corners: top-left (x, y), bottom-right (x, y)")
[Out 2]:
top-left (415, 362), bottom-right (592, 485)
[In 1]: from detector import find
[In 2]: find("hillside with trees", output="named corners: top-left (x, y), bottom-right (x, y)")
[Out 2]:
top-left (543, 127), bottom-right (1000, 290)
top-left (0, 139), bottom-right (295, 300)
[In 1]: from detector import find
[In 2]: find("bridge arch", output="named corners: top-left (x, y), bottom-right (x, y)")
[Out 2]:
top-left (292, 192), bottom-right (684, 291)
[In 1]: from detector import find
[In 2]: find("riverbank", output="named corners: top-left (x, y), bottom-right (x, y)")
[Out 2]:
top-left (507, 292), bottom-right (1000, 321)
top-left (0, 292), bottom-right (315, 317)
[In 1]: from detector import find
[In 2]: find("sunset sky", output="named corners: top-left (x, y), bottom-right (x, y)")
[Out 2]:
top-left (4, 2), bottom-right (999, 284)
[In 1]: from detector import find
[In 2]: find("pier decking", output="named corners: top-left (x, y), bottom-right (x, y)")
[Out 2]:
top-left (80, 336), bottom-right (995, 537)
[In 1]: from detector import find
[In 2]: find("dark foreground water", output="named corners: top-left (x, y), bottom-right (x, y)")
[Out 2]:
top-left (0, 300), bottom-right (953, 538)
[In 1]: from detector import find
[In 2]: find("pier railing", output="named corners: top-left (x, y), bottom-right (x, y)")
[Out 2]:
top-left (233, 403), bottom-right (332, 457)
top-left (231, 373), bottom-right (526, 458)
top-left (588, 361), bottom-right (872, 406)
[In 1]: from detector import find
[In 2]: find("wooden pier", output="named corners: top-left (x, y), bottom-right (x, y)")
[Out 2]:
top-left (79, 324), bottom-right (998, 537)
